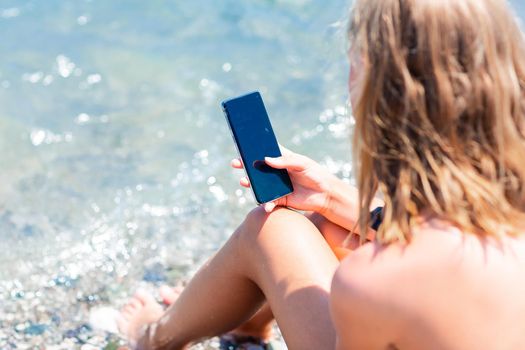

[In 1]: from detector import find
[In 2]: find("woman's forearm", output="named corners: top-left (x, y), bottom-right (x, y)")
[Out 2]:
top-left (320, 176), bottom-right (384, 236)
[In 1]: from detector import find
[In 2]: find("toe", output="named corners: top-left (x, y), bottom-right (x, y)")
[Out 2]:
top-left (117, 313), bottom-right (129, 335)
top-left (134, 289), bottom-right (157, 306)
top-left (122, 306), bottom-right (135, 315)
top-left (159, 285), bottom-right (180, 305)
top-left (130, 298), bottom-right (142, 309)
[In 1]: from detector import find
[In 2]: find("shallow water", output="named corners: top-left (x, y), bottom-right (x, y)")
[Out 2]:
top-left (0, 0), bottom-right (352, 348)
top-left (0, 1), bottom-right (524, 349)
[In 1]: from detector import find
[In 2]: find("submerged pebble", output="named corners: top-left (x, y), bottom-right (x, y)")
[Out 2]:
top-left (23, 323), bottom-right (48, 336)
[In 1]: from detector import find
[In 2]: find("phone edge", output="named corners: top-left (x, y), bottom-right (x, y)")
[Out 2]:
top-left (221, 100), bottom-right (263, 204)
top-left (221, 94), bottom-right (294, 205)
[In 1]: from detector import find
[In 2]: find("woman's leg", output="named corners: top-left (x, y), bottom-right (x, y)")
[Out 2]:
top-left (226, 303), bottom-right (274, 340)
top-left (307, 212), bottom-right (357, 249)
top-left (160, 286), bottom-right (274, 340)
top-left (159, 211), bottom-right (353, 341)
top-left (159, 211), bottom-right (354, 343)
top-left (119, 207), bottom-right (339, 349)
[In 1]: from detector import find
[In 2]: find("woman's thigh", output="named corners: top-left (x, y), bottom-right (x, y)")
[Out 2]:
top-left (235, 207), bottom-right (339, 349)
top-left (307, 212), bottom-right (360, 253)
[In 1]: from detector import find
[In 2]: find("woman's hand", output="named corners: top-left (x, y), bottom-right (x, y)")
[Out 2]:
top-left (231, 146), bottom-right (337, 213)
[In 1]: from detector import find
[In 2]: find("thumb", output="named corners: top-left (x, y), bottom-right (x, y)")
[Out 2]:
top-left (263, 201), bottom-right (276, 213)
top-left (265, 153), bottom-right (309, 171)
top-left (264, 156), bottom-right (286, 168)
top-left (263, 196), bottom-right (288, 212)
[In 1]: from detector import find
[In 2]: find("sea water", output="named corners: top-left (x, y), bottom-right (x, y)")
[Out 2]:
top-left (0, 1), bottom-right (523, 348)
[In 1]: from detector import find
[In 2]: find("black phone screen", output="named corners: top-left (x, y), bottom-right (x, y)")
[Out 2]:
top-left (222, 92), bottom-right (294, 204)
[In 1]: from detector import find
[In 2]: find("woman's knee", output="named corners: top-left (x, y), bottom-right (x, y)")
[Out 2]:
top-left (306, 212), bottom-right (331, 235)
top-left (235, 207), bottom-right (318, 248)
top-left (237, 209), bottom-right (349, 246)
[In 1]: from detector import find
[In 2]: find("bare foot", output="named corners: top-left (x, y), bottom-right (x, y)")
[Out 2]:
top-left (118, 290), bottom-right (164, 347)
top-left (159, 284), bottom-right (184, 305)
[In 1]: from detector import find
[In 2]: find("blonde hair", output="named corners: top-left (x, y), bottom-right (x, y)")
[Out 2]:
top-left (349, 0), bottom-right (525, 243)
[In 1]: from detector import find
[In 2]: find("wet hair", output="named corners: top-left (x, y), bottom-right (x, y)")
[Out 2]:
top-left (349, 0), bottom-right (525, 243)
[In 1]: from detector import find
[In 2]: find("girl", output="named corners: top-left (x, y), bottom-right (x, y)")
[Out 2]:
top-left (119, 0), bottom-right (525, 348)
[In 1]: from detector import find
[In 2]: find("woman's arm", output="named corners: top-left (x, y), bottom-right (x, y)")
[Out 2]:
top-left (321, 176), bottom-right (384, 236)
top-left (258, 147), bottom-right (384, 233)
top-left (232, 147), bottom-right (384, 233)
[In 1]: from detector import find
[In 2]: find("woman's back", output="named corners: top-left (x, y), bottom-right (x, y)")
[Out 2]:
top-left (335, 0), bottom-right (525, 345)
top-left (332, 222), bottom-right (525, 349)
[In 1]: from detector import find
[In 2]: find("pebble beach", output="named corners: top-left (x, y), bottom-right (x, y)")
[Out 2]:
top-left (0, 1), bottom-right (523, 349)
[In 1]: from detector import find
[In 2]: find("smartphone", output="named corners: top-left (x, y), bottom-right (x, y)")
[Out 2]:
top-left (221, 91), bottom-right (294, 204)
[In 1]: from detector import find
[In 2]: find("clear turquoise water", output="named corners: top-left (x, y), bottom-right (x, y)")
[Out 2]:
top-left (0, 1), bottom-right (523, 348)
top-left (0, 0), bottom-right (352, 347)
top-left (0, 1), bottom-right (351, 274)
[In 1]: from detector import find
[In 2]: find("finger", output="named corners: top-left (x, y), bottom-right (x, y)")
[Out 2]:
top-left (275, 197), bottom-right (287, 208)
top-left (265, 153), bottom-right (311, 171)
top-left (116, 314), bottom-right (130, 337)
top-left (134, 290), bottom-right (156, 306)
top-left (121, 307), bottom-right (135, 317)
top-left (278, 143), bottom-right (293, 156)
top-left (264, 202), bottom-right (276, 213)
top-left (231, 158), bottom-right (243, 169)
top-left (240, 177), bottom-right (251, 188)
top-left (264, 197), bottom-right (288, 212)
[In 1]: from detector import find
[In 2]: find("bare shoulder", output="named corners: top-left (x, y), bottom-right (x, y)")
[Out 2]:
top-left (330, 240), bottom-right (407, 348)
top-left (330, 225), bottom-right (469, 349)
top-left (331, 222), bottom-right (525, 349)
top-left (331, 223), bottom-right (471, 302)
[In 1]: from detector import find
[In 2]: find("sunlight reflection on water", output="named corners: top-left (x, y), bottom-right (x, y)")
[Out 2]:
top-left (0, 0), bottom-right (352, 347)
top-left (0, 0), bottom-right (523, 348)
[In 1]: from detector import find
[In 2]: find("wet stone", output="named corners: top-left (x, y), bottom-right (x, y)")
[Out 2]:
top-left (11, 290), bottom-right (25, 299)
top-left (142, 263), bottom-right (167, 283)
top-left (51, 313), bottom-right (61, 325)
top-left (53, 276), bottom-right (77, 288)
top-left (104, 340), bottom-right (121, 350)
top-left (23, 323), bottom-right (48, 336)
top-left (79, 293), bottom-right (100, 304)
top-left (64, 323), bottom-right (93, 343)
top-left (14, 322), bottom-right (28, 332)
